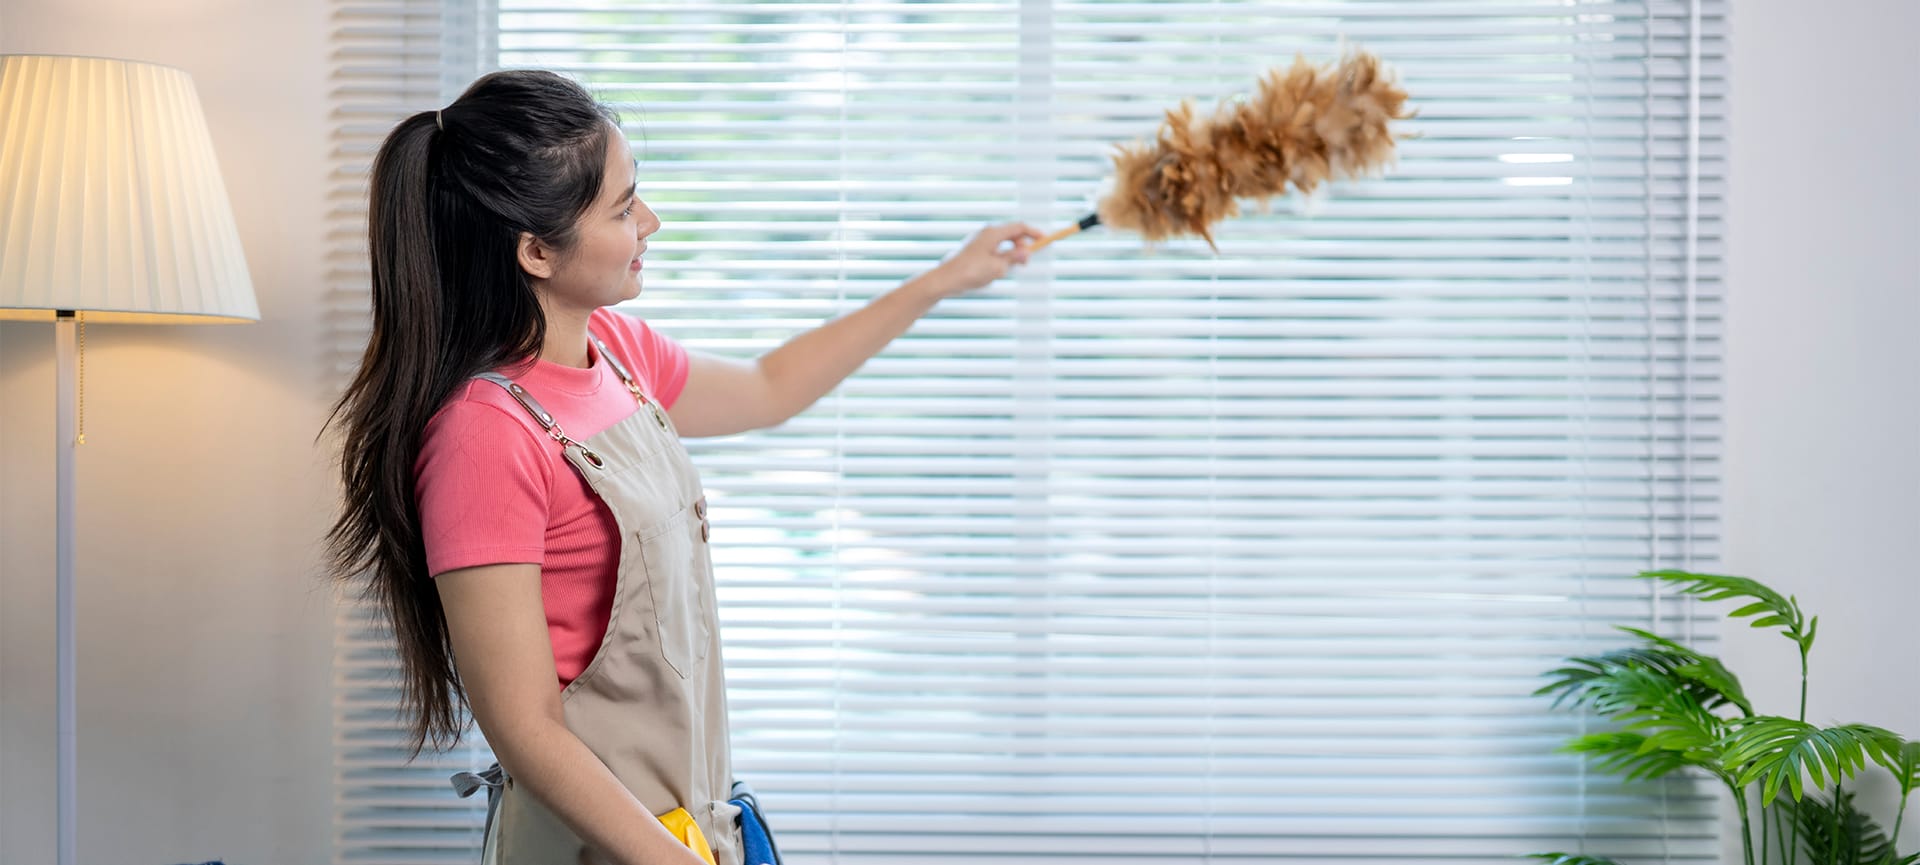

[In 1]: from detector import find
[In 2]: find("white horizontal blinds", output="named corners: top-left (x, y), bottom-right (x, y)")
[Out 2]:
top-left (462, 1), bottom-right (1716, 864)
top-left (329, 2), bottom-right (500, 863)
top-left (501, 1), bottom-right (1727, 864)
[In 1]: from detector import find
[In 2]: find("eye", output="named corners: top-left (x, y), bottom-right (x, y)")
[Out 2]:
top-left (620, 195), bottom-right (637, 218)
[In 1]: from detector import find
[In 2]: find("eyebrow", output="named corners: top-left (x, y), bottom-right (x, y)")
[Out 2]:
top-left (612, 158), bottom-right (638, 209)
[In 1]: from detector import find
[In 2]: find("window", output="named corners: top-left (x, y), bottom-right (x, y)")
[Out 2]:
top-left (331, 1), bottom-right (1727, 862)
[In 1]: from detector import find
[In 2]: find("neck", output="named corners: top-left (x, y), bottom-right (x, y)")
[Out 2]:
top-left (539, 301), bottom-right (595, 369)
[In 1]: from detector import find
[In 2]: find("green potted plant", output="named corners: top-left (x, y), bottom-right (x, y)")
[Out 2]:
top-left (1528, 570), bottom-right (1917, 865)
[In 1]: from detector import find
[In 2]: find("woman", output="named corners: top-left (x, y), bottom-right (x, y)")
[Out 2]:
top-left (322, 69), bottom-right (1037, 865)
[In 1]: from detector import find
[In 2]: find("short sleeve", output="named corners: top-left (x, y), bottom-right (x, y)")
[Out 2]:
top-left (414, 399), bottom-right (554, 577)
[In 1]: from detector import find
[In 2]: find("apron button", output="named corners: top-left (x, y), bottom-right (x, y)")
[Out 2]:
top-left (694, 498), bottom-right (706, 519)
top-left (700, 522), bottom-right (710, 542)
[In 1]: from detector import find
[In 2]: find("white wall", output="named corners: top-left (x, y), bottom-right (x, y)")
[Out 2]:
top-left (0, 0), bottom-right (1913, 862)
top-left (0, 0), bottom-right (337, 863)
top-left (1722, 0), bottom-right (1920, 857)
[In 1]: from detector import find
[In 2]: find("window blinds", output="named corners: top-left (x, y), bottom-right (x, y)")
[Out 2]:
top-left (330, 1), bottom-right (1727, 863)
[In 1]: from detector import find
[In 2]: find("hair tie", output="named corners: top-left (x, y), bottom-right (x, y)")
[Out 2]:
top-left (435, 109), bottom-right (444, 131)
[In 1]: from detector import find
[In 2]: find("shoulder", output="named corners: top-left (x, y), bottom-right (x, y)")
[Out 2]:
top-left (416, 379), bottom-right (558, 485)
top-left (415, 379), bottom-right (558, 576)
top-left (426, 378), bottom-right (549, 442)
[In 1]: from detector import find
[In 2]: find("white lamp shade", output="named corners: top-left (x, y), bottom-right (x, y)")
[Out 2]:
top-left (0, 55), bottom-right (258, 323)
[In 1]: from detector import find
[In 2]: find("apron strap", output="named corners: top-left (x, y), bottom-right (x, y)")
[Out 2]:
top-left (450, 762), bottom-right (506, 799)
top-left (473, 372), bottom-right (558, 432)
top-left (451, 763), bottom-right (508, 864)
top-left (590, 334), bottom-right (670, 431)
top-left (472, 372), bottom-right (608, 468)
top-left (589, 334), bottom-right (642, 395)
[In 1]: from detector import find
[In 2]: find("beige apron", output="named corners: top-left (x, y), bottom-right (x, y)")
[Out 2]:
top-left (452, 330), bottom-right (742, 865)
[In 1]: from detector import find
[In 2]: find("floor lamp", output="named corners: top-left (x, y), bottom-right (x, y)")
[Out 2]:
top-left (0, 55), bottom-right (260, 865)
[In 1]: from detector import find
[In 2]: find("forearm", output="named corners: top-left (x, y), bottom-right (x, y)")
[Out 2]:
top-left (495, 717), bottom-right (712, 865)
top-left (755, 268), bottom-right (959, 423)
top-left (670, 224), bottom-right (1035, 436)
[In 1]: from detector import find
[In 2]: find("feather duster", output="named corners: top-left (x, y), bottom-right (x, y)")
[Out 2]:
top-left (1032, 49), bottom-right (1412, 252)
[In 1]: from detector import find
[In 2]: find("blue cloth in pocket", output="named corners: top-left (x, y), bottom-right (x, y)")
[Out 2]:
top-left (729, 780), bottom-right (783, 865)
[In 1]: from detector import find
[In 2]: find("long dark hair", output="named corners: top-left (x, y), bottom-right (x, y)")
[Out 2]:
top-left (321, 70), bottom-right (619, 757)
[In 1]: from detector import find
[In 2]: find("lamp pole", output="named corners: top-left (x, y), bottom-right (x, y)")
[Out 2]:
top-left (55, 310), bottom-right (78, 865)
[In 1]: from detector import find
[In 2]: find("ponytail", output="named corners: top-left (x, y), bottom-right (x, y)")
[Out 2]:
top-left (321, 70), bottom-right (619, 757)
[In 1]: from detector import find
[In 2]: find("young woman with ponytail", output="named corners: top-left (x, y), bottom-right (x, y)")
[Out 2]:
top-left (321, 70), bottom-right (1038, 865)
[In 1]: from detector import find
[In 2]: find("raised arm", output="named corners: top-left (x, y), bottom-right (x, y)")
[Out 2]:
top-left (666, 222), bottom-right (1039, 437)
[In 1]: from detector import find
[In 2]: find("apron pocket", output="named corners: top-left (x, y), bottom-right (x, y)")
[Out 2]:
top-left (637, 506), bottom-right (711, 679)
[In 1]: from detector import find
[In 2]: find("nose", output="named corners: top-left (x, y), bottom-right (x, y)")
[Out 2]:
top-left (635, 198), bottom-right (661, 240)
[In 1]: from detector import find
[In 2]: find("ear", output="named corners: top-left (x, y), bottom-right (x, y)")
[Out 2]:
top-left (516, 231), bottom-right (558, 280)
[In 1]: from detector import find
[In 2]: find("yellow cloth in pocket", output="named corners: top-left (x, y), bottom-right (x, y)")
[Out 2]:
top-left (657, 807), bottom-right (717, 865)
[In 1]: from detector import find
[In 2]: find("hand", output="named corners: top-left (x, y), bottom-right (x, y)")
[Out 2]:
top-left (923, 222), bottom-right (1042, 299)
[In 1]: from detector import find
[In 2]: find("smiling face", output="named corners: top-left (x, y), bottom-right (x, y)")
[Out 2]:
top-left (519, 124), bottom-right (661, 315)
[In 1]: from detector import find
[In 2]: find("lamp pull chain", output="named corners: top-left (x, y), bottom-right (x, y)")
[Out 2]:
top-left (75, 312), bottom-right (86, 446)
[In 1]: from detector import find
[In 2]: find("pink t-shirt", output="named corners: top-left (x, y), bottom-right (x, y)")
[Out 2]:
top-left (413, 307), bottom-right (691, 688)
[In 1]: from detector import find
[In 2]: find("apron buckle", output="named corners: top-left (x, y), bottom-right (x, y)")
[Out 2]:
top-left (450, 763), bottom-right (506, 799)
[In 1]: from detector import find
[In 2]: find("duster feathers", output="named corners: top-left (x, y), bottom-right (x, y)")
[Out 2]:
top-left (1034, 49), bottom-right (1411, 252)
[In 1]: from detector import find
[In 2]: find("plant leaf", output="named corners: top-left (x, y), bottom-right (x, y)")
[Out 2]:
top-left (1537, 629), bottom-right (1751, 717)
top-left (1565, 666), bottom-right (1732, 780)
top-left (1775, 788), bottom-right (1904, 865)
top-left (1563, 732), bottom-right (1701, 781)
top-left (1871, 739), bottom-right (1920, 798)
top-left (1617, 626), bottom-right (1754, 716)
top-left (1729, 719), bottom-right (1901, 803)
top-left (1637, 569), bottom-right (1814, 653)
top-left (1537, 656), bottom-right (1676, 712)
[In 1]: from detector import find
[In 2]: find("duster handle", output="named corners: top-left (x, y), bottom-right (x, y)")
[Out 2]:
top-left (1028, 213), bottom-right (1101, 254)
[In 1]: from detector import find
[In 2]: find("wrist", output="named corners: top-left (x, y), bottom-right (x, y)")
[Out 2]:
top-left (901, 266), bottom-right (960, 307)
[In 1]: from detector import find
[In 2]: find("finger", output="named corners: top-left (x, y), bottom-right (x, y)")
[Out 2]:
top-left (987, 222), bottom-right (1034, 243)
top-left (1007, 226), bottom-right (1040, 245)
